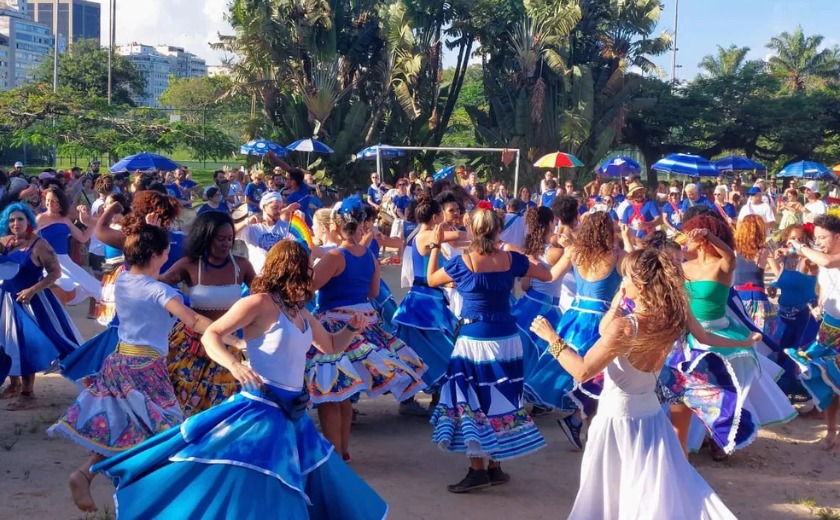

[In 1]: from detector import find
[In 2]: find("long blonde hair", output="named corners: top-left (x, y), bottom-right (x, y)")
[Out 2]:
top-left (617, 248), bottom-right (689, 367)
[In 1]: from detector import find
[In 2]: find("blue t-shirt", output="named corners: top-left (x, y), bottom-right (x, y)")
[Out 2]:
top-left (393, 194), bottom-right (412, 214)
top-left (367, 184), bottom-right (387, 205)
top-left (679, 195), bottom-right (715, 213)
top-left (620, 200), bottom-right (661, 238)
top-left (517, 200), bottom-right (536, 216)
top-left (492, 195), bottom-right (512, 210)
top-left (196, 201), bottom-right (230, 215)
top-left (541, 190), bottom-right (557, 208)
top-left (715, 202), bottom-right (737, 219)
top-left (662, 200), bottom-right (683, 231)
top-left (244, 182), bottom-right (267, 213)
top-left (285, 185), bottom-right (315, 226)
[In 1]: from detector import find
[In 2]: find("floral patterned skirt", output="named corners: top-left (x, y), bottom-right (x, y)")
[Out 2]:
top-left (95, 262), bottom-right (122, 326)
top-left (48, 344), bottom-right (184, 456)
top-left (787, 314), bottom-right (840, 411)
top-left (167, 320), bottom-right (243, 417)
top-left (431, 333), bottom-right (546, 461)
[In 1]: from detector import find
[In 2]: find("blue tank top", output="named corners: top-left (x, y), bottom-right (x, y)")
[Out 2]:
top-left (104, 243), bottom-right (123, 260)
top-left (0, 238), bottom-right (46, 296)
top-left (316, 248), bottom-right (375, 311)
top-left (404, 221), bottom-right (418, 238)
top-left (411, 242), bottom-right (444, 284)
top-left (369, 238), bottom-right (380, 259)
top-left (573, 262), bottom-right (621, 302)
top-left (38, 222), bottom-right (70, 255)
top-left (162, 231), bottom-right (185, 273)
top-left (775, 269), bottom-right (817, 308)
top-left (733, 254), bottom-right (764, 288)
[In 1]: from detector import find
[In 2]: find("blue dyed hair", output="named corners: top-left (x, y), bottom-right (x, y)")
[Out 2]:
top-left (0, 203), bottom-right (38, 235)
top-left (338, 194), bottom-right (363, 215)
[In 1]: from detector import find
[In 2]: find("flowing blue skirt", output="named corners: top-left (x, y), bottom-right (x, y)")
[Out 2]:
top-left (2, 289), bottom-right (80, 376)
top-left (393, 285), bottom-right (456, 389)
top-left (92, 385), bottom-right (388, 520)
top-left (524, 297), bottom-right (608, 410)
top-left (775, 304), bottom-right (820, 396)
top-left (787, 314), bottom-right (840, 411)
top-left (372, 279), bottom-right (398, 334)
top-left (511, 289), bottom-right (563, 406)
top-left (60, 317), bottom-right (120, 386)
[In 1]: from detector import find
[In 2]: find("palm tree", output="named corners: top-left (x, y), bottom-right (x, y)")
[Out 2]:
top-left (766, 26), bottom-right (840, 91)
top-left (699, 45), bottom-right (751, 78)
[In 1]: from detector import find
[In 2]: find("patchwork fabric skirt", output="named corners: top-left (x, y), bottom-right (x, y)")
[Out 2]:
top-left (167, 320), bottom-right (243, 417)
top-left (49, 344), bottom-right (184, 456)
top-left (92, 385), bottom-right (388, 520)
top-left (431, 332), bottom-right (546, 461)
top-left (734, 288), bottom-right (780, 355)
top-left (306, 306), bottom-right (427, 404)
top-left (95, 261), bottom-right (123, 326)
top-left (787, 313), bottom-right (840, 411)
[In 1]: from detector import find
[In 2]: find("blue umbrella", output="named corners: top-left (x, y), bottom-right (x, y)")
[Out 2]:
top-left (776, 160), bottom-right (836, 180)
top-left (714, 155), bottom-right (766, 173)
top-left (651, 153), bottom-right (717, 177)
top-left (356, 145), bottom-right (406, 160)
top-left (598, 156), bottom-right (641, 177)
top-left (109, 152), bottom-right (179, 173)
top-left (286, 138), bottom-right (334, 154)
top-left (433, 166), bottom-right (455, 182)
top-left (240, 138), bottom-right (287, 157)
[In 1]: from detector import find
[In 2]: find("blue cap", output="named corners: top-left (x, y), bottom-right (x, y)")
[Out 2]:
top-left (747, 187), bottom-right (761, 195)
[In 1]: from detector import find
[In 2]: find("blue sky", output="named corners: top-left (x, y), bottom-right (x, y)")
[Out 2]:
top-left (444, 0), bottom-right (840, 80)
top-left (653, 0), bottom-right (840, 80)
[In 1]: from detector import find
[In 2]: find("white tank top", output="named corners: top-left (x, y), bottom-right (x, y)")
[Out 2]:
top-left (187, 257), bottom-right (241, 311)
top-left (246, 312), bottom-right (313, 392)
top-left (818, 267), bottom-right (840, 319)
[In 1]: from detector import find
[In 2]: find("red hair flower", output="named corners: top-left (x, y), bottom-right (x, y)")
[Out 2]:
top-left (803, 222), bottom-right (815, 237)
top-left (476, 200), bottom-right (494, 211)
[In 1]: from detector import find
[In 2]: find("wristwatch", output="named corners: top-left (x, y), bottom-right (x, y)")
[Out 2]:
top-left (429, 242), bottom-right (440, 250)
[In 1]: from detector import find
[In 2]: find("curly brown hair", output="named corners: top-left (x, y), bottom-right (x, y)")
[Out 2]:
top-left (734, 215), bottom-right (765, 261)
top-left (122, 191), bottom-right (181, 236)
top-left (618, 248), bottom-right (689, 367)
top-left (572, 211), bottom-right (614, 273)
top-left (251, 241), bottom-right (313, 309)
top-left (682, 213), bottom-right (734, 257)
top-left (524, 206), bottom-right (554, 257)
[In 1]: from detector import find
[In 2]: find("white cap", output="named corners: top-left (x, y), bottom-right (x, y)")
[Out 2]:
top-left (668, 186), bottom-right (680, 194)
top-left (13, 161), bottom-right (23, 168)
top-left (803, 180), bottom-right (819, 193)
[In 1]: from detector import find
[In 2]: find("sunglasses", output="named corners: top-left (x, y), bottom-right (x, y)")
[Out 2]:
top-left (398, 183), bottom-right (406, 187)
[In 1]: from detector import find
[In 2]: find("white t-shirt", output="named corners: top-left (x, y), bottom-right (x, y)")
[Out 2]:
top-left (115, 273), bottom-right (181, 354)
top-left (738, 201), bottom-right (775, 227)
top-left (804, 200), bottom-right (828, 223)
top-left (500, 213), bottom-right (527, 249)
top-left (237, 220), bottom-right (293, 275)
top-left (88, 198), bottom-right (106, 256)
top-left (818, 267), bottom-right (840, 319)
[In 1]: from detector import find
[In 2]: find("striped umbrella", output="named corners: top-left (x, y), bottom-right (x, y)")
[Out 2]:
top-left (534, 152), bottom-right (583, 168)
top-left (651, 153), bottom-right (717, 177)
top-left (776, 161), bottom-right (836, 180)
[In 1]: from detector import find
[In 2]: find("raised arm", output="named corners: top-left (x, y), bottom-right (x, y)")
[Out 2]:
top-left (530, 314), bottom-right (624, 382)
top-left (95, 201), bottom-right (127, 250)
top-left (305, 309), bottom-right (368, 355)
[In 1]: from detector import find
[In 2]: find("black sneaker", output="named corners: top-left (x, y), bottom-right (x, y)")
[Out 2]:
top-left (446, 468), bottom-right (491, 494)
top-left (487, 466), bottom-right (511, 486)
top-left (558, 415), bottom-right (584, 451)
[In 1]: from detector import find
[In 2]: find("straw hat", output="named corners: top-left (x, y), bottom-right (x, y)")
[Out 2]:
top-left (627, 182), bottom-right (645, 196)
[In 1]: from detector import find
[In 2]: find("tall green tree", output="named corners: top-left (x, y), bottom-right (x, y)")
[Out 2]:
top-left (698, 45), bottom-right (753, 78)
top-left (766, 26), bottom-right (840, 92)
top-left (32, 39), bottom-right (143, 106)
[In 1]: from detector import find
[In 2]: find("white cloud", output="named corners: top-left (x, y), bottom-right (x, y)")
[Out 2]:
top-left (100, 0), bottom-right (232, 65)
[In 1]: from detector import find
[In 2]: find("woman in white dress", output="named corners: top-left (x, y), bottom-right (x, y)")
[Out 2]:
top-left (530, 247), bottom-right (758, 519)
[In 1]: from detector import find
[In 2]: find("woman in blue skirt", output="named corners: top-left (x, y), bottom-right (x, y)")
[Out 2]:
top-left (93, 241), bottom-right (388, 520)
top-left (426, 202), bottom-right (566, 493)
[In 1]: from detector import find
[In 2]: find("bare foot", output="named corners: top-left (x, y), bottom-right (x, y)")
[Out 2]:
top-left (69, 471), bottom-right (97, 512)
top-left (824, 430), bottom-right (838, 451)
top-left (0, 385), bottom-right (21, 399)
top-left (6, 393), bottom-right (36, 411)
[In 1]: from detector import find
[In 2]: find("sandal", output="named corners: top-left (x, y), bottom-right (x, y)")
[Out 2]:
top-left (6, 391), bottom-right (36, 411)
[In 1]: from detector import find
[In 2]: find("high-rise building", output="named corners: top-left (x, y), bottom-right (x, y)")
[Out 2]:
top-left (118, 42), bottom-right (208, 107)
top-left (27, 0), bottom-right (100, 48)
top-left (0, 0), bottom-right (28, 16)
top-left (0, 5), bottom-right (53, 88)
top-left (0, 34), bottom-right (10, 90)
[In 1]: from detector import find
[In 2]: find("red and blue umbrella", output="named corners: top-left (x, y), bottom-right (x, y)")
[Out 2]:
top-left (652, 153), bottom-right (717, 177)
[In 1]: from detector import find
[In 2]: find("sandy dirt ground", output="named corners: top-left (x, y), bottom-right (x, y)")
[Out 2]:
top-left (1, 266), bottom-right (839, 520)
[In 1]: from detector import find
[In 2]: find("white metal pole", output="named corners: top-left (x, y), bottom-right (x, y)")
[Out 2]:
top-left (513, 149), bottom-right (520, 195)
top-left (376, 148), bottom-right (382, 187)
top-left (52, 0), bottom-right (59, 92)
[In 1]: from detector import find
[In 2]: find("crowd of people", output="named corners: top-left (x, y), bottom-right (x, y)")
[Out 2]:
top-left (0, 155), bottom-right (838, 519)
